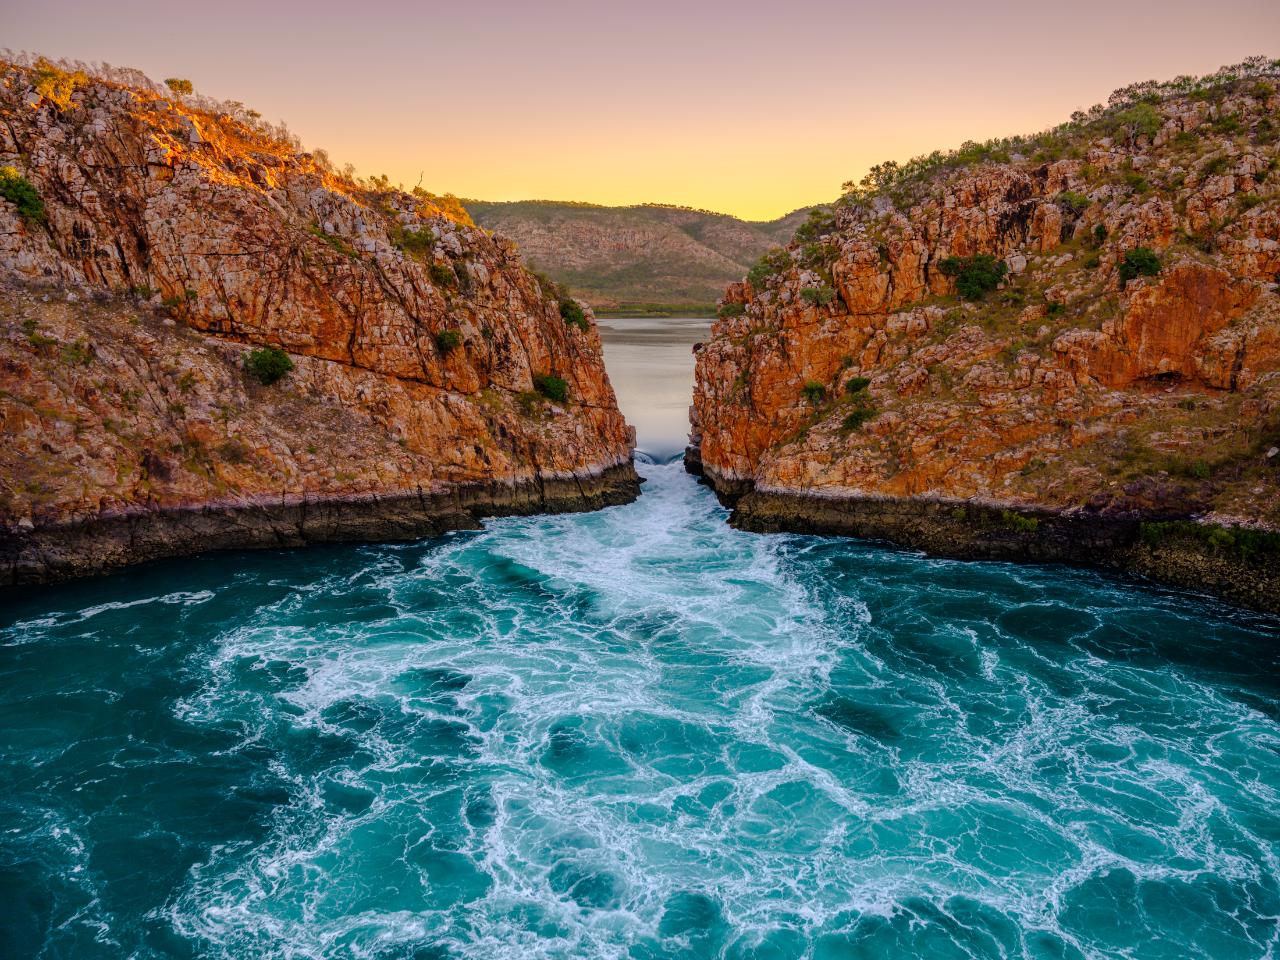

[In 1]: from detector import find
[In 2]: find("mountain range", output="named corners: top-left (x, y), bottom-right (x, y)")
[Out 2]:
top-left (462, 200), bottom-right (814, 314)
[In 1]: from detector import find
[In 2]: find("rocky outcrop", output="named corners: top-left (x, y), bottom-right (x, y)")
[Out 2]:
top-left (0, 58), bottom-right (638, 582)
top-left (690, 60), bottom-right (1280, 610)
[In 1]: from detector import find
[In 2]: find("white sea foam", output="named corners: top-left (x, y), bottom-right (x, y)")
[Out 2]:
top-left (7, 462), bottom-right (1278, 959)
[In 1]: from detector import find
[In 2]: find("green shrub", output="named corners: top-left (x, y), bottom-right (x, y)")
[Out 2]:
top-left (1118, 247), bottom-right (1162, 287)
top-left (937, 254), bottom-right (1008, 300)
top-left (1116, 104), bottom-right (1162, 144)
top-left (164, 78), bottom-right (194, 96)
top-left (1090, 224), bottom-right (1108, 248)
top-left (428, 262), bottom-right (456, 288)
top-left (434, 328), bottom-right (463, 353)
top-left (1001, 510), bottom-right (1040, 533)
top-left (161, 289), bottom-right (199, 309)
top-left (22, 317), bottom-right (55, 347)
top-left (717, 302), bottom-right (746, 319)
top-left (392, 226), bottom-right (433, 258)
top-left (244, 346), bottom-right (294, 385)
top-left (799, 285), bottom-right (836, 307)
top-left (1083, 253), bottom-right (1101, 269)
top-left (0, 167), bottom-right (46, 225)
top-left (792, 207), bottom-right (836, 244)
top-left (1046, 301), bottom-right (1066, 317)
top-left (1201, 155), bottom-right (1230, 177)
top-left (1211, 114), bottom-right (1242, 135)
top-left (1122, 171), bottom-right (1148, 193)
top-left (32, 58), bottom-right (87, 111)
top-left (1139, 520), bottom-right (1280, 561)
top-left (60, 340), bottom-right (93, 366)
top-left (1056, 191), bottom-right (1091, 215)
top-left (844, 376), bottom-right (871, 395)
top-left (840, 405), bottom-right (876, 433)
top-left (533, 373), bottom-right (568, 402)
top-left (559, 297), bottom-right (588, 331)
top-left (800, 381), bottom-right (827, 404)
top-left (746, 248), bottom-right (792, 289)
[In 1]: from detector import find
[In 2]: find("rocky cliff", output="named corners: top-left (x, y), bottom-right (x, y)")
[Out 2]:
top-left (690, 59), bottom-right (1280, 610)
top-left (463, 200), bottom-right (812, 313)
top-left (0, 57), bottom-right (638, 583)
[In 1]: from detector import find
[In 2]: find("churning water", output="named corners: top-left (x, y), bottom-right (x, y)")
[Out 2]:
top-left (1, 318), bottom-right (1278, 959)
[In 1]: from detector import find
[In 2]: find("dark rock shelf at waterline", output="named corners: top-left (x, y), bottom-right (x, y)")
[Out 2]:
top-left (1, 462), bottom-right (642, 585)
top-left (687, 456), bottom-right (1280, 614)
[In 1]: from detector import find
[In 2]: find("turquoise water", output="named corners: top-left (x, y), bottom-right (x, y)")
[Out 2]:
top-left (1, 459), bottom-right (1278, 959)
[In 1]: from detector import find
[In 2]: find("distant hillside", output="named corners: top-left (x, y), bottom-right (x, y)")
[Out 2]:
top-left (463, 200), bottom-right (815, 314)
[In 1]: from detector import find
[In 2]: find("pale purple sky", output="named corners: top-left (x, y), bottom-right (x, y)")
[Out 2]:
top-left (7, 0), bottom-right (1277, 218)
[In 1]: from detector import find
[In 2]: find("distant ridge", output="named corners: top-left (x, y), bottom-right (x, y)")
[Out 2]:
top-left (463, 199), bottom-right (817, 314)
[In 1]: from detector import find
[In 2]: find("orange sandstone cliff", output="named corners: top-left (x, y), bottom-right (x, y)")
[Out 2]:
top-left (690, 59), bottom-right (1280, 610)
top-left (0, 58), bottom-right (638, 582)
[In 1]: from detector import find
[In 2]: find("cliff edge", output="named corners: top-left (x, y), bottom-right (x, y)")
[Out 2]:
top-left (690, 59), bottom-right (1280, 610)
top-left (0, 57), bottom-right (638, 583)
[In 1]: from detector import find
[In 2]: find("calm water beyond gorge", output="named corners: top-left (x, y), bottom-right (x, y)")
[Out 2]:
top-left (2, 319), bottom-right (1278, 959)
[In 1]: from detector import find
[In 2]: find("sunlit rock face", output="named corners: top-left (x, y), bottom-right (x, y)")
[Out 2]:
top-left (0, 58), bottom-right (637, 581)
top-left (692, 66), bottom-right (1280, 520)
top-left (689, 63), bottom-right (1280, 608)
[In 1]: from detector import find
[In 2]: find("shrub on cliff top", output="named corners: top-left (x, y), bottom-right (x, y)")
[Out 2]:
top-left (937, 255), bottom-right (1008, 301)
top-left (746, 248), bottom-right (792, 289)
top-left (792, 207), bottom-right (836, 244)
top-left (1118, 247), bottom-right (1162, 287)
top-left (533, 373), bottom-right (568, 403)
top-left (244, 346), bottom-right (294, 385)
top-left (1140, 519), bottom-right (1280, 561)
top-left (32, 58), bottom-right (88, 111)
top-left (164, 78), bottom-right (194, 96)
top-left (0, 167), bottom-right (46, 225)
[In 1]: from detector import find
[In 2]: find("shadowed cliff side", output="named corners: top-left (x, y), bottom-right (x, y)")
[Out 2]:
top-left (0, 57), bottom-right (638, 583)
top-left (690, 58), bottom-right (1280, 611)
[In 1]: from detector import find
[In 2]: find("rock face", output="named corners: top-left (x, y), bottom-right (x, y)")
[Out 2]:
top-left (690, 61), bottom-right (1280, 610)
top-left (0, 58), bottom-right (638, 583)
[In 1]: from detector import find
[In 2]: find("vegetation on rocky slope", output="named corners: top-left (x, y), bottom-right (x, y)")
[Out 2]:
top-left (693, 57), bottom-right (1280, 539)
top-left (0, 54), bottom-right (637, 580)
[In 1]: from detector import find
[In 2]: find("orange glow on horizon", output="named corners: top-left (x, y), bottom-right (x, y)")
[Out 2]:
top-left (6, 0), bottom-right (1278, 221)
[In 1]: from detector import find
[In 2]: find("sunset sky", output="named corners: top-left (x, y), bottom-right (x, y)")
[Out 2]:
top-left (7, 0), bottom-right (1278, 220)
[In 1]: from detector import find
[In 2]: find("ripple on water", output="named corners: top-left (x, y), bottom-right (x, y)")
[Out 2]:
top-left (1, 461), bottom-right (1278, 959)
